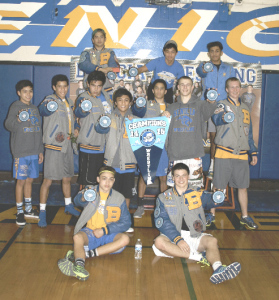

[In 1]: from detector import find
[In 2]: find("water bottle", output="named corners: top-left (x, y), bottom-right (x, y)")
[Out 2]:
top-left (134, 239), bottom-right (142, 259)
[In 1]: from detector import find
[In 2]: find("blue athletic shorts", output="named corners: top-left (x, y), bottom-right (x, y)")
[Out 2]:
top-left (156, 147), bottom-right (169, 177)
top-left (80, 227), bottom-right (125, 254)
top-left (13, 155), bottom-right (39, 180)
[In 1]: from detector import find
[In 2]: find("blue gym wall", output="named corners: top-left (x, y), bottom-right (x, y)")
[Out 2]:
top-left (0, 0), bottom-right (278, 179)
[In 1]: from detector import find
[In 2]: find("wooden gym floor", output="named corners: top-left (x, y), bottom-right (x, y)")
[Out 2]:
top-left (0, 205), bottom-right (278, 300)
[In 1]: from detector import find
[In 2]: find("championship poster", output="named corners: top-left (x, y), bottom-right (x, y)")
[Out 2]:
top-left (125, 116), bottom-right (171, 185)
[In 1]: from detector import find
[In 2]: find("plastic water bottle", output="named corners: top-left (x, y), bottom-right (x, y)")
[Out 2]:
top-left (134, 239), bottom-right (142, 259)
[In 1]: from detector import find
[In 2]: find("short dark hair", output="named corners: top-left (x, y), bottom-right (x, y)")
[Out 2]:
top-left (225, 77), bottom-right (241, 89)
top-left (207, 41), bottom-right (223, 52)
top-left (171, 163), bottom-right (189, 176)
top-left (52, 74), bottom-right (69, 87)
top-left (92, 28), bottom-right (106, 39)
top-left (163, 40), bottom-right (178, 53)
top-left (98, 166), bottom-right (116, 177)
top-left (177, 76), bottom-right (193, 85)
top-left (152, 79), bottom-right (167, 90)
top-left (16, 80), bottom-right (33, 92)
top-left (87, 71), bottom-right (106, 86)
top-left (113, 88), bottom-right (132, 103)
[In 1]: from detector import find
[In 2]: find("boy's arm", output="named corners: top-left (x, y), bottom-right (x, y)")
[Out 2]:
top-left (211, 103), bottom-right (228, 126)
top-left (196, 62), bottom-right (207, 78)
top-left (200, 100), bottom-right (217, 121)
top-left (74, 97), bottom-right (91, 118)
top-left (107, 50), bottom-right (119, 68)
top-left (94, 120), bottom-right (111, 134)
top-left (154, 197), bottom-right (183, 245)
top-left (5, 104), bottom-right (21, 132)
top-left (105, 201), bottom-right (132, 234)
top-left (131, 102), bottom-right (147, 118)
top-left (248, 121), bottom-right (258, 158)
top-left (78, 51), bottom-right (98, 74)
top-left (38, 97), bottom-right (56, 117)
top-left (137, 65), bottom-right (149, 74)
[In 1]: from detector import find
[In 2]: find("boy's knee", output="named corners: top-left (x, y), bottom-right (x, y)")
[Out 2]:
top-left (73, 232), bottom-right (86, 246)
top-left (154, 236), bottom-right (166, 251)
top-left (206, 236), bottom-right (218, 250)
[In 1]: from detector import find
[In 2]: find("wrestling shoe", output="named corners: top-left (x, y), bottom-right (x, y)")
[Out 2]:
top-left (197, 252), bottom-right (210, 267)
top-left (210, 262), bottom-right (241, 284)
top-left (126, 227), bottom-right (134, 233)
top-left (207, 170), bottom-right (214, 179)
top-left (206, 213), bottom-right (215, 227)
top-left (38, 210), bottom-right (47, 228)
top-left (240, 216), bottom-right (258, 230)
top-left (65, 203), bottom-right (80, 217)
top-left (58, 259), bottom-right (89, 281)
top-left (133, 206), bottom-right (145, 218)
top-left (16, 213), bottom-right (26, 226)
top-left (65, 250), bottom-right (75, 262)
top-left (24, 209), bottom-right (39, 219)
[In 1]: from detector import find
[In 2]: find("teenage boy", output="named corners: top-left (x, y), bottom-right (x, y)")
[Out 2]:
top-left (137, 40), bottom-right (185, 104)
top-left (5, 80), bottom-right (44, 226)
top-left (153, 163), bottom-right (241, 285)
top-left (196, 41), bottom-right (236, 179)
top-left (75, 70), bottom-right (113, 186)
top-left (96, 88), bottom-right (137, 232)
top-left (207, 77), bottom-right (258, 229)
top-left (58, 166), bottom-right (131, 281)
top-left (240, 84), bottom-right (256, 113)
top-left (38, 75), bottom-right (80, 227)
top-left (132, 79), bottom-right (169, 218)
top-left (78, 28), bottom-right (119, 94)
top-left (162, 76), bottom-right (217, 188)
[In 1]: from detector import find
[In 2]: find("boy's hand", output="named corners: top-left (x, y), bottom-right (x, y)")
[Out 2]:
top-left (161, 111), bottom-right (171, 118)
top-left (127, 115), bottom-right (133, 121)
top-left (250, 156), bottom-right (257, 166)
top-left (100, 67), bottom-right (113, 74)
top-left (93, 228), bottom-right (104, 238)
top-left (39, 153), bottom-right (44, 164)
top-left (74, 128), bottom-right (79, 137)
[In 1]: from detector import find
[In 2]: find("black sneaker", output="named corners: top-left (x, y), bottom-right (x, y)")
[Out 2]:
top-left (16, 213), bottom-right (26, 226)
top-left (24, 209), bottom-right (39, 219)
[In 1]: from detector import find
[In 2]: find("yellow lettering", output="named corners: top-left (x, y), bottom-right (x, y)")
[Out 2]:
top-left (106, 206), bottom-right (121, 223)
top-left (242, 109), bottom-right (250, 125)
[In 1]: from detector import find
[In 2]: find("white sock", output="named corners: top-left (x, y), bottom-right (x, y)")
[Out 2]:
top-left (65, 197), bottom-right (72, 206)
top-left (40, 203), bottom-right (46, 211)
top-left (189, 252), bottom-right (202, 262)
top-left (209, 159), bottom-right (214, 172)
top-left (212, 261), bottom-right (222, 271)
top-left (242, 215), bottom-right (248, 218)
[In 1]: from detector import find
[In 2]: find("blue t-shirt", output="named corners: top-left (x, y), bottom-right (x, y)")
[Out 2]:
top-left (146, 56), bottom-right (185, 90)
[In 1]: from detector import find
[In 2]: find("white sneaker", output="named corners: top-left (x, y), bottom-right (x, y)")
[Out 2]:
top-left (126, 227), bottom-right (134, 233)
top-left (133, 206), bottom-right (145, 218)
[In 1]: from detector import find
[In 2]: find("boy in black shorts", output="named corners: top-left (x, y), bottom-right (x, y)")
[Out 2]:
top-left (75, 70), bottom-right (113, 186)
top-left (38, 75), bottom-right (80, 227)
top-left (5, 80), bottom-right (44, 226)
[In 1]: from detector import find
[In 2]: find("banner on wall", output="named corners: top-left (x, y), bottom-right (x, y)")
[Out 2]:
top-left (125, 116), bottom-right (171, 185)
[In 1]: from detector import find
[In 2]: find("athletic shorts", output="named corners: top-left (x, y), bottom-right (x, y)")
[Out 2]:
top-left (77, 151), bottom-right (104, 185)
top-left (44, 144), bottom-right (74, 180)
top-left (167, 158), bottom-right (203, 188)
top-left (80, 227), bottom-right (125, 254)
top-left (13, 155), bottom-right (39, 180)
top-left (113, 171), bottom-right (135, 199)
top-left (207, 117), bottom-right (216, 133)
top-left (213, 158), bottom-right (250, 189)
top-left (152, 230), bottom-right (211, 258)
top-left (156, 147), bottom-right (169, 177)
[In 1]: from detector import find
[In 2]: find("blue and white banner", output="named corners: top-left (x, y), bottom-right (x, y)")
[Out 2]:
top-left (125, 116), bottom-right (171, 185)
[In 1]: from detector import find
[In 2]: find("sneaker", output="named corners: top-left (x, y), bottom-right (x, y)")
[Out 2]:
top-left (57, 259), bottom-right (89, 281)
top-left (65, 250), bottom-right (75, 262)
top-left (65, 203), bottom-right (80, 217)
top-left (206, 213), bottom-right (215, 227)
top-left (240, 216), bottom-right (258, 230)
top-left (207, 170), bottom-right (214, 179)
top-left (24, 209), bottom-right (39, 219)
top-left (16, 212), bottom-right (26, 226)
top-left (197, 252), bottom-right (210, 267)
top-left (133, 206), bottom-right (145, 218)
top-left (38, 210), bottom-right (47, 228)
top-left (126, 227), bottom-right (134, 233)
top-left (210, 262), bottom-right (241, 284)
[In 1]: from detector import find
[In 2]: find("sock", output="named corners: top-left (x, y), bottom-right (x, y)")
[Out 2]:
top-left (16, 202), bottom-right (24, 214)
top-left (137, 197), bottom-right (144, 207)
top-left (65, 197), bottom-right (72, 206)
top-left (189, 252), bottom-right (202, 262)
top-left (209, 159), bottom-right (214, 172)
top-left (75, 258), bottom-right (85, 267)
top-left (242, 215), bottom-right (248, 218)
top-left (89, 248), bottom-right (98, 257)
top-left (40, 203), bottom-right (46, 211)
top-left (25, 198), bottom-right (32, 212)
top-left (212, 261), bottom-right (222, 271)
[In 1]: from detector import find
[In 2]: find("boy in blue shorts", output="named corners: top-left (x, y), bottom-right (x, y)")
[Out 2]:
top-left (132, 79), bottom-right (169, 218)
top-left (38, 75), bottom-right (80, 227)
top-left (78, 28), bottom-right (119, 94)
top-left (75, 70), bottom-right (113, 186)
top-left (137, 40), bottom-right (184, 104)
top-left (57, 166), bottom-right (131, 281)
top-left (5, 80), bottom-right (44, 226)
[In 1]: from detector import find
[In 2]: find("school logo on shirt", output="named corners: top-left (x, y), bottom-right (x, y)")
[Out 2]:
top-left (140, 129), bottom-right (156, 147)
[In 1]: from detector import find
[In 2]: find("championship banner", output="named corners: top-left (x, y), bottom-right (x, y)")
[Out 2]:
top-left (125, 116), bottom-right (171, 185)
